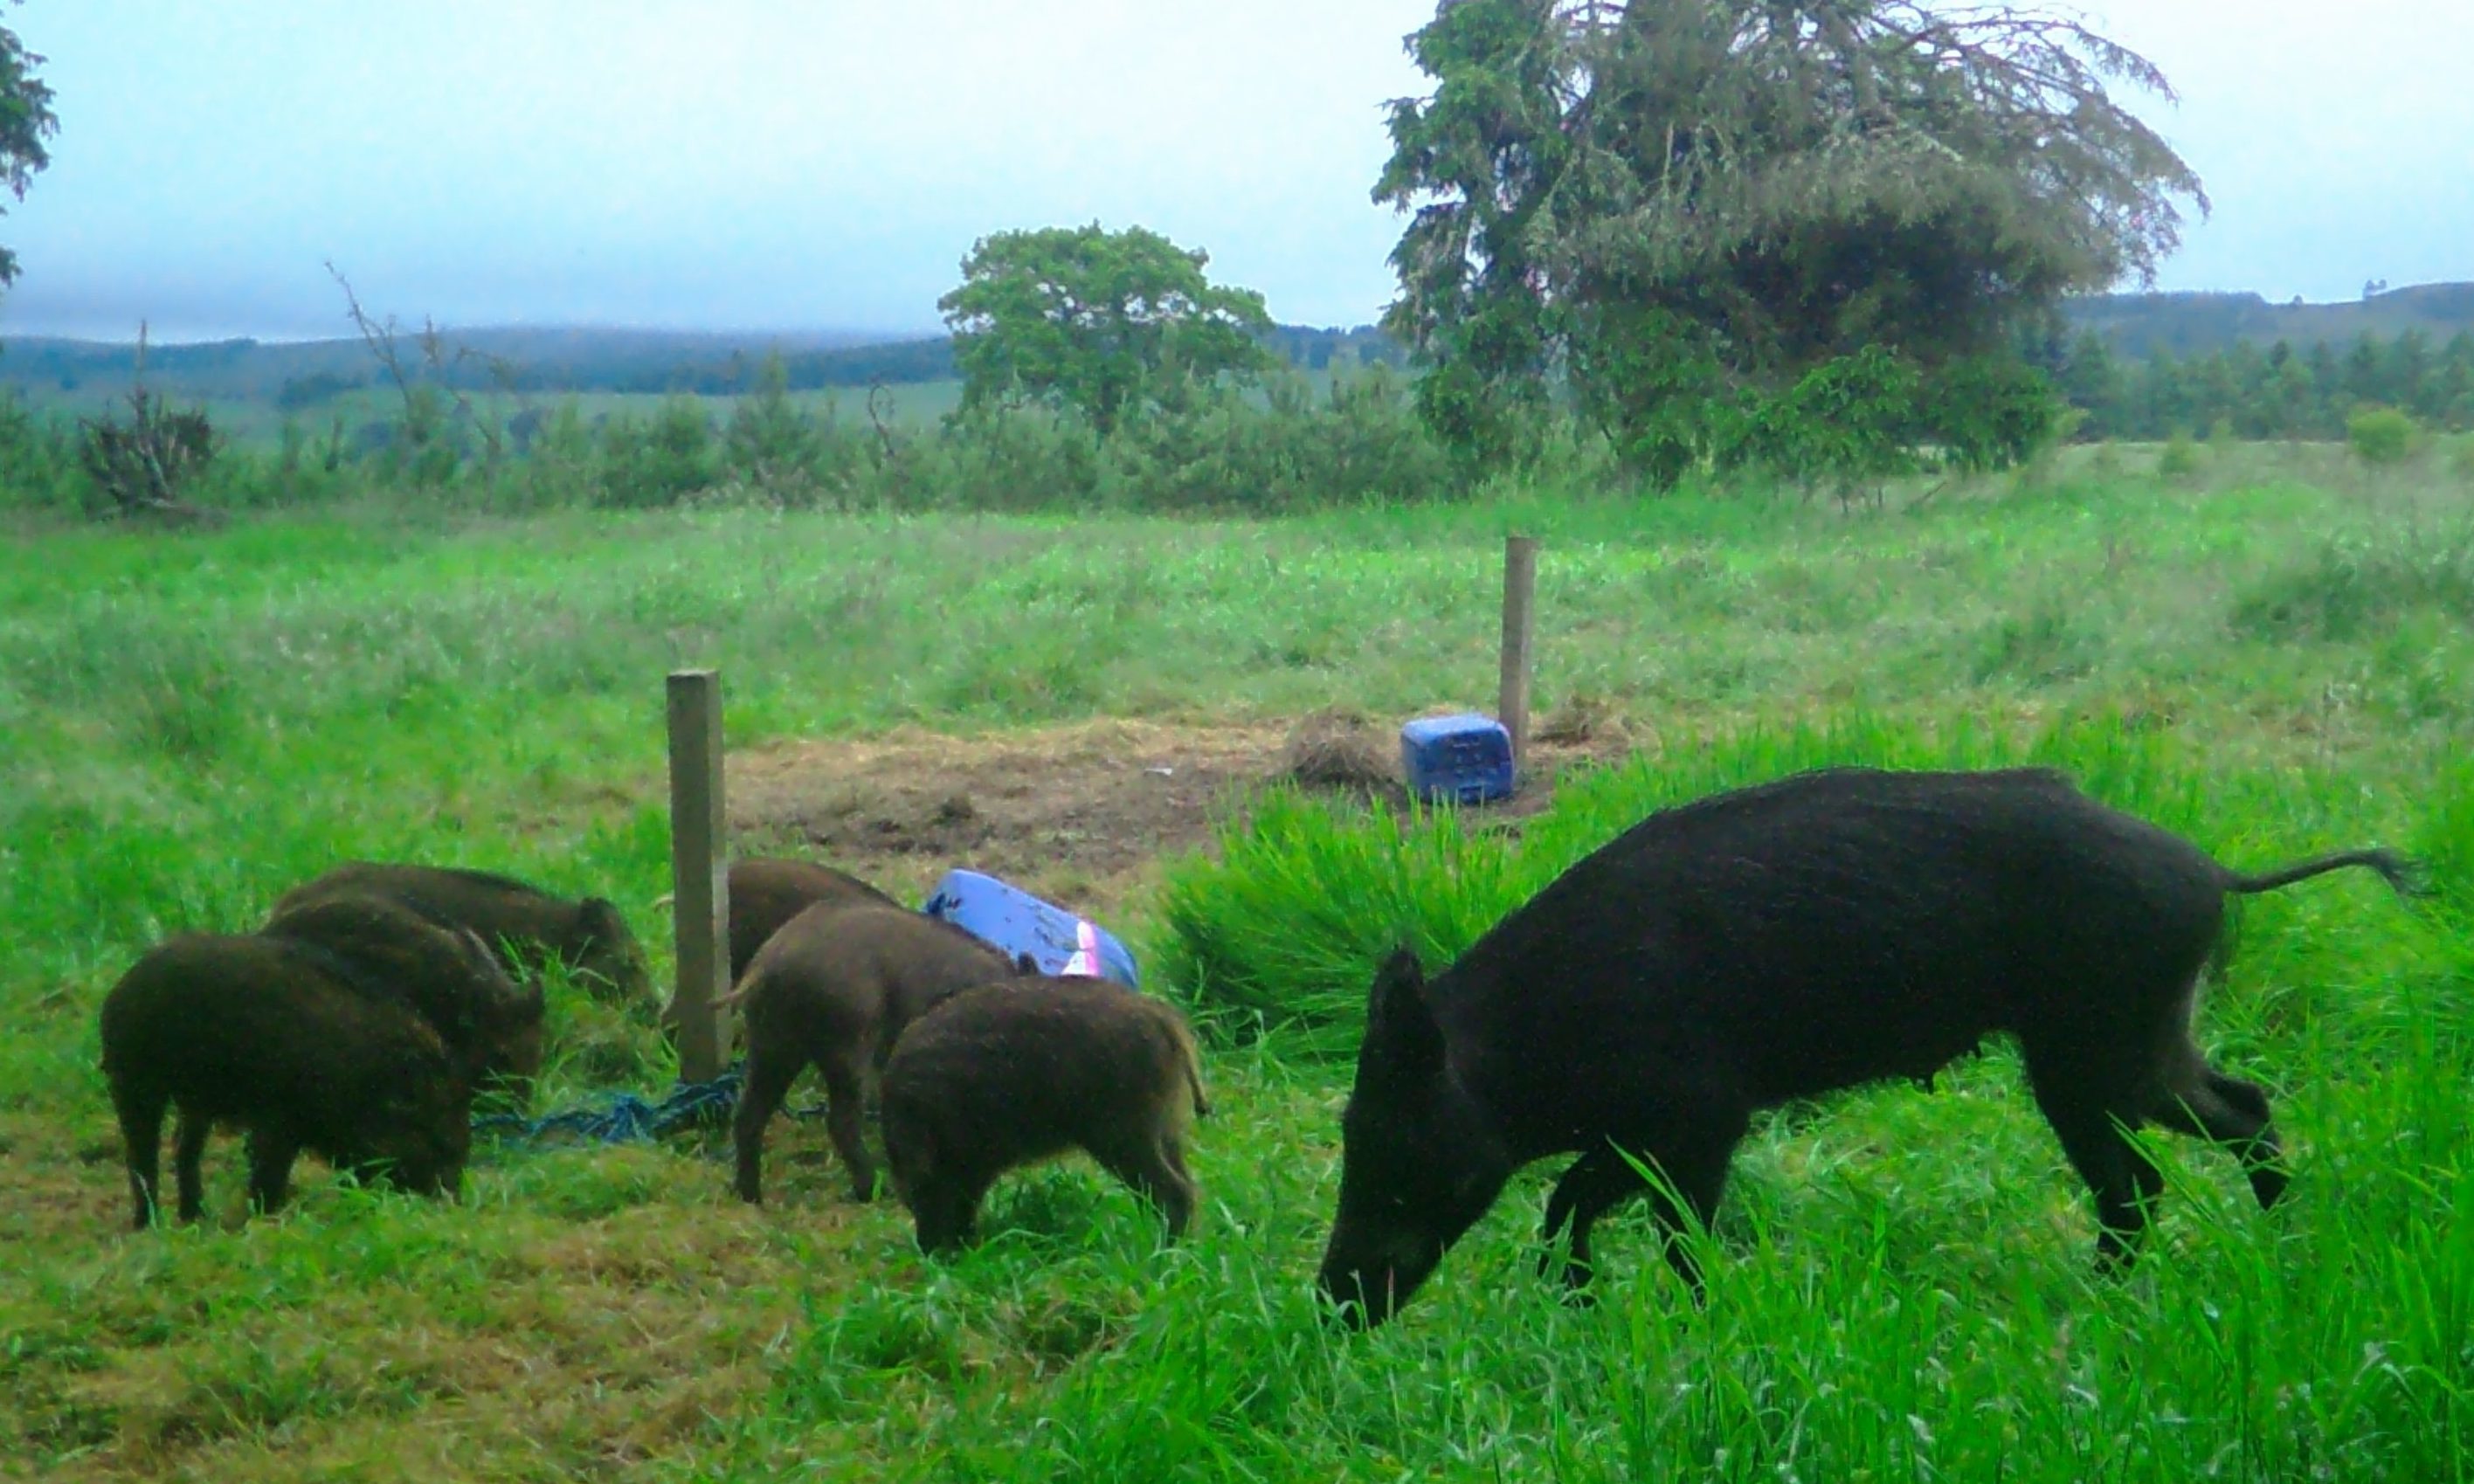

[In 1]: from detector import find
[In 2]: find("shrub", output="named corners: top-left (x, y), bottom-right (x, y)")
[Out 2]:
top-left (2157, 431), bottom-right (2203, 483)
top-left (597, 397), bottom-right (719, 507)
top-left (2346, 405), bottom-right (2419, 468)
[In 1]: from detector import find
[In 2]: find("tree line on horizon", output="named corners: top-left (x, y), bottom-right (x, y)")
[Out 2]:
top-left (14, 1), bottom-right (2474, 524)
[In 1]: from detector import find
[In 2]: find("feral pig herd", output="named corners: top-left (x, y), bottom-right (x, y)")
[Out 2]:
top-left (96, 765), bottom-right (2424, 1333)
top-left (99, 853), bottom-right (1209, 1257)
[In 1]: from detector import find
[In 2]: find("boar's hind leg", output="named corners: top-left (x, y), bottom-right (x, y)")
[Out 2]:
top-left (819, 1053), bottom-right (881, 1202)
top-left (731, 1039), bottom-right (808, 1205)
top-left (244, 1126), bottom-right (302, 1218)
top-left (2149, 1064), bottom-right (2288, 1210)
top-left (172, 1108), bottom-right (214, 1224)
top-left (1091, 1135), bottom-right (1199, 1240)
top-left (112, 1085), bottom-right (169, 1231)
top-left (2022, 1041), bottom-right (2163, 1273)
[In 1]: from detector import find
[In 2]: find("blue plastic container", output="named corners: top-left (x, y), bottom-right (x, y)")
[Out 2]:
top-left (1400, 712), bottom-right (1517, 805)
top-left (920, 868), bottom-right (1141, 988)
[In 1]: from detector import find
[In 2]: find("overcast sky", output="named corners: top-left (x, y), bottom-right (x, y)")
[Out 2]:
top-left (2, 1), bottom-right (2467, 343)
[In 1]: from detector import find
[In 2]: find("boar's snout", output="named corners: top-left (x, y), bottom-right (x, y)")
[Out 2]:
top-left (1316, 1230), bottom-right (1446, 1331)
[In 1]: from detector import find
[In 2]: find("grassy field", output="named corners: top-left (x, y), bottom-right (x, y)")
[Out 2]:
top-left (14, 379), bottom-right (971, 448)
top-left (3, 448), bottom-right (2471, 1480)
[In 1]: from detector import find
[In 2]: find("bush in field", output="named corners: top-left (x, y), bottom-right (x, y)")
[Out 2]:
top-left (2157, 430), bottom-right (2203, 483)
top-left (2347, 405), bottom-right (2419, 468)
top-left (917, 403), bottom-right (1106, 513)
top-left (597, 396), bottom-right (719, 507)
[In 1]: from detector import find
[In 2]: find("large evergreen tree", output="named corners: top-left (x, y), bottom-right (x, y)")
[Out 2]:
top-left (0, 4), bottom-right (57, 286)
top-left (1375, 0), bottom-right (2204, 482)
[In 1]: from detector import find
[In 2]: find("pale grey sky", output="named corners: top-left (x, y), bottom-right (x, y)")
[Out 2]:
top-left (3, 1), bottom-right (2466, 342)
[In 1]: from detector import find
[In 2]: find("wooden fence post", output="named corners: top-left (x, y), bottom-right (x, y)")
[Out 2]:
top-left (667, 668), bottom-right (729, 1083)
top-left (1498, 535), bottom-right (1538, 775)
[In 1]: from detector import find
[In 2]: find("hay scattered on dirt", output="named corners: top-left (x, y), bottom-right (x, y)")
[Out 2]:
top-left (1281, 707), bottom-right (1398, 795)
top-left (1535, 693), bottom-right (1631, 749)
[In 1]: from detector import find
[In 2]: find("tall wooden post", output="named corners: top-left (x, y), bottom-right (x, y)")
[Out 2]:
top-left (1498, 535), bottom-right (1538, 776)
top-left (667, 668), bottom-right (729, 1083)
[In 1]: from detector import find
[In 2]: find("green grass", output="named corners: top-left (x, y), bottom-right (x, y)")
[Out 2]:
top-left (11, 380), bottom-right (971, 448)
top-left (4, 452), bottom-right (2472, 1479)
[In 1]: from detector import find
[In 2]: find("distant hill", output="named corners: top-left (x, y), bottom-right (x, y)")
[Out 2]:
top-left (0, 324), bottom-right (915, 406)
top-left (0, 320), bottom-right (1405, 409)
top-left (2058, 281), bottom-right (2474, 358)
top-left (7, 284), bottom-right (2467, 411)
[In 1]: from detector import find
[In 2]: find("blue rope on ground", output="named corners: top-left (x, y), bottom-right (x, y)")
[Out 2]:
top-left (476, 1061), bottom-right (750, 1146)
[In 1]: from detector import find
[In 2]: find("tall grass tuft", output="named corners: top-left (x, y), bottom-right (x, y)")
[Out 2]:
top-left (1153, 788), bottom-right (1532, 1059)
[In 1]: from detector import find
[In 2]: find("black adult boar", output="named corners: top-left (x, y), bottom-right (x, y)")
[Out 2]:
top-left (271, 861), bottom-right (654, 1011)
top-left (727, 902), bottom-right (1023, 1204)
top-left (724, 857), bottom-right (902, 984)
top-left (1316, 765), bottom-right (2423, 1329)
top-left (100, 934), bottom-right (474, 1227)
top-left (260, 894), bottom-right (547, 1103)
top-left (881, 975), bottom-right (1211, 1253)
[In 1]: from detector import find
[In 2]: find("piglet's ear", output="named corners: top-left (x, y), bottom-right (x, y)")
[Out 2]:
top-left (1361, 945), bottom-right (1443, 1083)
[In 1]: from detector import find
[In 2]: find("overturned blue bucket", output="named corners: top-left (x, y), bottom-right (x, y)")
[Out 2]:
top-left (921, 868), bottom-right (1140, 988)
top-left (1400, 712), bottom-right (1517, 805)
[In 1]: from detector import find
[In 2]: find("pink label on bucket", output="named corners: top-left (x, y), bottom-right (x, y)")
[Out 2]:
top-left (1059, 920), bottom-right (1103, 977)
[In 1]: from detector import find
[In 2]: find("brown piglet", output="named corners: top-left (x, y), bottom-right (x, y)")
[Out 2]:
top-left (881, 974), bottom-right (1211, 1254)
top-left (726, 901), bottom-right (1026, 1204)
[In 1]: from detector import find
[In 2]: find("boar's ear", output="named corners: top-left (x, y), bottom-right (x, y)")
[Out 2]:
top-left (1362, 946), bottom-right (1443, 1082)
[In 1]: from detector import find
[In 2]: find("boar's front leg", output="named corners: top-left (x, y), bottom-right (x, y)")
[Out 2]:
top-left (172, 1108), bottom-right (214, 1224)
top-left (113, 1085), bottom-right (169, 1231)
top-left (1540, 1108), bottom-right (1748, 1300)
top-left (1538, 1146), bottom-right (1641, 1293)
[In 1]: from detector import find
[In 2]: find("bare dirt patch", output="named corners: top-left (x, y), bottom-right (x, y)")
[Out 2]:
top-left (723, 714), bottom-right (1624, 926)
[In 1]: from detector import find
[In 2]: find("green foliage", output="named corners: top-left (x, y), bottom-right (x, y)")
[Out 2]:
top-left (1377, 0), bottom-right (2200, 482)
top-left (938, 222), bottom-right (1275, 435)
top-left (595, 396), bottom-right (717, 507)
top-left (722, 351), bottom-right (847, 504)
top-left (2157, 430), bottom-right (2203, 483)
top-left (0, 6), bottom-right (54, 285)
top-left (2347, 404), bottom-right (2420, 467)
top-left (2, 369), bottom-right (1467, 520)
top-left (1723, 345), bottom-right (1924, 492)
top-left (2229, 523), bottom-right (2474, 643)
top-left (1925, 355), bottom-right (2063, 473)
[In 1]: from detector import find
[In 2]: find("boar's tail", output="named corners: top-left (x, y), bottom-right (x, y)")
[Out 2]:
top-left (2229, 847), bottom-right (2429, 899)
top-left (713, 974), bottom-right (758, 1015)
top-left (1177, 1028), bottom-right (1212, 1121)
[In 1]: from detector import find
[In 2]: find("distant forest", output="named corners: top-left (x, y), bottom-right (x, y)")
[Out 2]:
top-left (5, 284), bottom-right (2471, 439)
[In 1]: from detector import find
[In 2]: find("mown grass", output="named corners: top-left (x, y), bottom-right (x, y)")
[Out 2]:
top-left (3, 450), bottom-right (2471, 1479)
